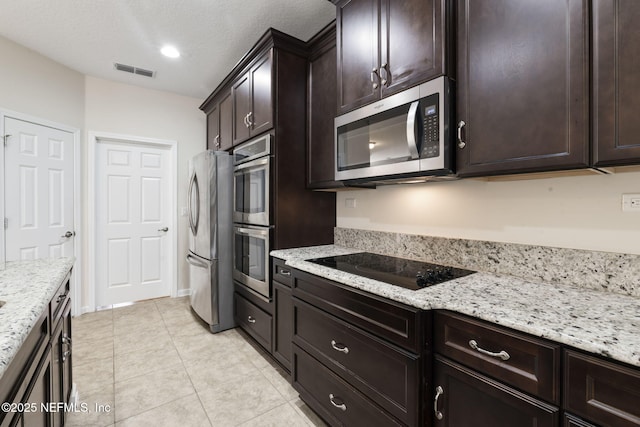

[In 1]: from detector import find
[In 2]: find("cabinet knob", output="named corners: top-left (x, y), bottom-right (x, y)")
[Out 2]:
top-left (457, 121), bottom-right (467, 149)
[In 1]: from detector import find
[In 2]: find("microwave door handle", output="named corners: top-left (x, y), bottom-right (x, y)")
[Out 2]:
top-left (406, 101), bottom-right (420, 159)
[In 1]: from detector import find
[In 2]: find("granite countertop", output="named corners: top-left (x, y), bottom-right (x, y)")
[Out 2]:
top-left (0, 257), bottom-right (75, 381)
top-left (271, 245), bottom-right (640, 368)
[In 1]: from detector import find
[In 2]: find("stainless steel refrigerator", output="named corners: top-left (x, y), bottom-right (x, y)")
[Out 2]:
top-left (186, 150), bottom-right (235, 333)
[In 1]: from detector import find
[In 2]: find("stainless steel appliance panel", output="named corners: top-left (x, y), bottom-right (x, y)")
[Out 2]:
top-left (233, 156), bottom-right (270, 226)
top-left (187, 151), bottom-right (234, 333)
top-left (233, 225), bottom-right (270, 299)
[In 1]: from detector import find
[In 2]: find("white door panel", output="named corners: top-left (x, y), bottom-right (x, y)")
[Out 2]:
top-left (96, 140), bottom-right (171, 306)
top-left (4, 117), bottom-right (74, 261)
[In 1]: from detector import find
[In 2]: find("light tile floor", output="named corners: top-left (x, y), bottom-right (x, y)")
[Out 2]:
top-left (67, 296), bottom-right (327, 427)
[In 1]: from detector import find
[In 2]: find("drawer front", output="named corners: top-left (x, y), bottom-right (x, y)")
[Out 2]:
top-left (272, 258), bottom-right (293, 287)
top-left (234, 293), bottom-right (272, 351)
top-left (292, 269), bottom-right (422, 352)
top-left (293, 345), bottom-right (403, 427)
top-left (50, 275), bottom-right (71, 325)
top-left (434, 311), bottom-right (560, 404)
top-left (294, 297), bottom-right (420, 425)
top-left (564, 350), bottom-right (640, 427)
top-left (564, 413), bottom-right (597, 427)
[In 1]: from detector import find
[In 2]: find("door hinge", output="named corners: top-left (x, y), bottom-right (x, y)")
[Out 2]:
top-left (3, 135), bottom-right (11, 146)
top-left (3, 218), bottom-right (7, 229)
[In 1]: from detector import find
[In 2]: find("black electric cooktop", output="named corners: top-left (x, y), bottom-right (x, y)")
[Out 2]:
top-left (308, 252), bottom-right (475, 291)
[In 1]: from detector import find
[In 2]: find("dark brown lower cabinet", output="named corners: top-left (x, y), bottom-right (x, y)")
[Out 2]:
top-left (564, 413), bottom-right (597, 427)
top-left (272, 280), bottom-right (293, 372)
top-left (21, 349), bottom-right (53, 427)
top-left (433, 356), bottom-right (559, 427)
top-left (564, 350), bottom-right (640, 427)
top-left (292, 345), bottom-right (403, 427)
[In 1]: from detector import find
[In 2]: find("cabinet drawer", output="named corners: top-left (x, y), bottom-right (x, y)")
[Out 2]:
top-left (50, 274), bottom-right (71, 325)
top-left (294, 297), bottom-right (420, 425)
top-left (272, 258), bottom-right (293, 287)
top-left (292, 269), bottom-right (423, 352)
top-left (434, 311), bottom-right (560, 404)
top-left (564, 350), bottom-right (640, 427)
top-left (293, 345), bottom-right (403, 427)
top-left (234, 293), bottom-right (272, 351)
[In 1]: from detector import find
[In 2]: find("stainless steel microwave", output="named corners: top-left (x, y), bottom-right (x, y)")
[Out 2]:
top-left (335, 76), bottom-right (454, 183)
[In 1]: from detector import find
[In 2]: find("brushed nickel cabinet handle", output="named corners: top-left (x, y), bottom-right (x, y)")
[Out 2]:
top-left (247, 316), bottom-right (256, 324)
top-left (330, 340), bottom-right (349, 354)
top-left (434, 386), bottom-right (444, 420)
top-left (457, 120), bottom-right (466, 149)
top-left (279, 269), bottom-right (291, 277)
top-left (329, 394), bottom-right (347, 411)
top-left (468, 339), bottom-right (510, 360)
top-left (371, 68), bottom-right (380, 90)
top-left (380, 62), bottom-right (389, 86)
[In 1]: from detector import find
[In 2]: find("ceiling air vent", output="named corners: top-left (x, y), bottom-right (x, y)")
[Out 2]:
top-left (114, 63), bottom-right (155, 78)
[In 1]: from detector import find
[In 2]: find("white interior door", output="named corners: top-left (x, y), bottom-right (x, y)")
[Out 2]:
top-left (95, 140), bottom-right (172, 306)
top-left (4, 117), bottom-right (74, 260)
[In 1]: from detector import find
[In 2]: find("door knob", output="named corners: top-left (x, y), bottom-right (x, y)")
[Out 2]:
top-left (61, 231), bottom-right (75, 238)
top-left (158, 227), bottom-right (169, 232)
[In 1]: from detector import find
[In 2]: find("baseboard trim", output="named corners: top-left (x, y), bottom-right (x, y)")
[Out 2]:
top-left (177, 289), bottom-right (191, 297)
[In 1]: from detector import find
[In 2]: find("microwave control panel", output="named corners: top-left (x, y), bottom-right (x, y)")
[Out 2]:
top-left (421, 93), bottom-right (440, 158)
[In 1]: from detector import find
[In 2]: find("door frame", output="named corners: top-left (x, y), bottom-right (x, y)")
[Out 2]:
top-left (0, 109), bottom-right (82, 316)
top-left (87, 131), bottom-right (178, 312)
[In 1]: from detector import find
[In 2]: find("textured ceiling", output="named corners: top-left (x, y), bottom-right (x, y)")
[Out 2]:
top-left (0, 0), bottom-right (335, 99)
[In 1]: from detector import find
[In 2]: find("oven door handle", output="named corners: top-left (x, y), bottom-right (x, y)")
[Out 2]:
top-left (233, 156), bottom-right (269, 172)
top-left (406, 100), bottom-right (420, 160)
top-left (235, 227), bottom-right (269, 237)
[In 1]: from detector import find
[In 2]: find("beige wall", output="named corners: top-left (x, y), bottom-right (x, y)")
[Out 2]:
top-left (337, 170), bottom-right (640, 255)
top-left (0, 36), bottom-right (85, 128)
top-left (1, 35), bottom-right (205, 311)
top-left (84, 76), bottom-right (205, 301)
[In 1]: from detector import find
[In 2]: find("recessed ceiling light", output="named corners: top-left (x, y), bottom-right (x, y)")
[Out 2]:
top-left (161, 45), bottom-right (180, 58)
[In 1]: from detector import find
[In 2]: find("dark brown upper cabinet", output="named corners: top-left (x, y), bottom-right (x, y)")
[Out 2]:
top-left (455, 0), bottom-right (590, 177)
top-left (206, 89), bottom-right (233, 151)
top-left (233, 50), bottom-right (273, 146)
top-left (335, 0), bottom-right (449, 114)
top-left (307, 23), bottom-right (342, 189)
top-left (592, 0), bottom-right (640, 167)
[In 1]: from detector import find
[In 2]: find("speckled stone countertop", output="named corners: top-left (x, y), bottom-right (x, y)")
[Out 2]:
top-left (271, 245), bottom-right (640, 368)
top-left (0, 258), bottom-right (74, 381)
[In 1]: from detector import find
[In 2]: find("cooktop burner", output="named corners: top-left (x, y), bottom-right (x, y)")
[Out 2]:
top-left (308, 252), bottom-right (475, 291)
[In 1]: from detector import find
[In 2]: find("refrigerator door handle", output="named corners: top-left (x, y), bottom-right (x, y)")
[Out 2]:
top-left (187, 172), bottom-right (201, 235)
top-left (186, 252), bottom-right (212, 269)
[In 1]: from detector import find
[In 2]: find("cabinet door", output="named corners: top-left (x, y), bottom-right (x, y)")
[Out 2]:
top-left (456, 0), bottom-right (589, 177)
top-left (219, 91), bottom-right (233, 151)
top-left (249, 51), bottom-right (273, 137)
top-left (22, 348), bottom-right (53, 427)
top-left (273, 281), bottom-right (293, 372)
top-left (61, 301), bottom-right (72, 406)
top-left (51, 321), bottom-right (63, 427)
top-left (592, 0), bottom-right (640, 166)
top-left (233, 73), bottom-right (251, 145)
top-left (308, 29), bottom-right (339, 188)
top-left (380, 0), bottom-right (445, 97)
top-left (336, 0), bottom-right (380, 113)
top-left (206, 103), bottom-right (220, 150)
top-left (433, 357), bottom-right (559, 427)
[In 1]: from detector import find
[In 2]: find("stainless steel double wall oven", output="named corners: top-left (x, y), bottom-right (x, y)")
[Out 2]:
top-left (232, 134), bottom-right (272, 300)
